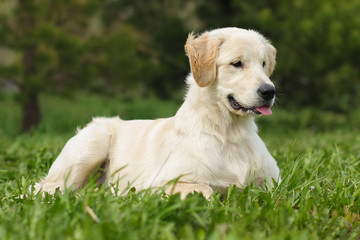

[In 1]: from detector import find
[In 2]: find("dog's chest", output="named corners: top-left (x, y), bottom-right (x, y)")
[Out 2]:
top-left (193, 138), bottom-right (259, 188)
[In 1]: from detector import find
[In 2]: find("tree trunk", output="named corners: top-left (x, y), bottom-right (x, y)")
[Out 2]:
top-left (21, 90), bottom-right (41, 132)
top-left (21, 45), bottom-right (41, 132)
top-left (20, 1), bottom-right (41, 132)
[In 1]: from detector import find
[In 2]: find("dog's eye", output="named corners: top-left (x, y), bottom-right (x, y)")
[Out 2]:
top-left (231, 61), bottom-right (243, 68)
top-left (262, 61), bottom-right (266, 67)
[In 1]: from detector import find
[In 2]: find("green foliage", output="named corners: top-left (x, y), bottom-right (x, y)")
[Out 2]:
top-left (240, 0), bottom-right (360, 111)
top-left (0, 0), bottom-right (191, 98)
top-left (101, 0), bottom-right (190, 98)
top-left (84, 24), bottom-right (158, 97)
top-left (1, 94), bottom-right (360, 239)
top-left (0, 0), bottom-right (101, 92)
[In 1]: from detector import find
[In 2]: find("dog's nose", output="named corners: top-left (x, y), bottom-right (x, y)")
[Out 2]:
top-left (257, 84), bottom-right (276, 101)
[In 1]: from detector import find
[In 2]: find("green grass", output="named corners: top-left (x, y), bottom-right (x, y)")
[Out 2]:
top-left (1, 93), bottom-right (360, 239)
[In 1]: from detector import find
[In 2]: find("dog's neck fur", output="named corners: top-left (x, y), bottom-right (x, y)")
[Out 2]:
top-left (175, 75), bottom-right (258, 143)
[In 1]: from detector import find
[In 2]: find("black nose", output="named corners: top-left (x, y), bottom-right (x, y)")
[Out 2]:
top-left (257, 84), bottom-right (276, 101)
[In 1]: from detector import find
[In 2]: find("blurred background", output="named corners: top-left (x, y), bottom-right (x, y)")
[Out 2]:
top-left (0, 0), bottom-right (359, 133)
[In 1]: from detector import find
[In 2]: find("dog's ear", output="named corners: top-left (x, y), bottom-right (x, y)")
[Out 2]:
top-left (266, 43), bottom-right (277, 76)
top-left (185, 33), bottom-right (222, 87)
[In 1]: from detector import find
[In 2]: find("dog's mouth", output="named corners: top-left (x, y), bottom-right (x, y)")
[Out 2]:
top-left (227, 95), bottom-right (272, 115)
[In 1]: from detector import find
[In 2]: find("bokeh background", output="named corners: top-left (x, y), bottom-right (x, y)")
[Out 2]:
top-left (0, 0), bottom-right (359, 133)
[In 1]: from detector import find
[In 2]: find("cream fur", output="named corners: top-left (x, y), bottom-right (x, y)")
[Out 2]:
top-left (34, 27), bottom-right (280, 199)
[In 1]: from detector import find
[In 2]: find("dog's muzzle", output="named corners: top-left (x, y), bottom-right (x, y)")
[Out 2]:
top-left (257, 84), bottom-right (276, 101)
top-left (227, 84), bottom-right (276, 116)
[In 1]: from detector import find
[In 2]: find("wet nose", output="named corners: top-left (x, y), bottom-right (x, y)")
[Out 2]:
top-left (257, 84), bottom-right (276, 101)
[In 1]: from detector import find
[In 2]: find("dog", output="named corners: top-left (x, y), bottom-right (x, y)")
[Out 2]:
top-left (34, 27), bottom-right (280, 199)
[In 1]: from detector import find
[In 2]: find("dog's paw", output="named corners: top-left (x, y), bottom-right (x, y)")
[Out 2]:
top-left (191, 184), bottom-right (213, 199)
top-left (167, 182), bottom-right (213, 199)
top-left (32, 182), bottom-right (42, 194)
top-left (32, 182), bottom-right (64, 195)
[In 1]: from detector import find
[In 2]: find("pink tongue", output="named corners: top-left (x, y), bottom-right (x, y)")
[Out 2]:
top-left (255, 106), bottom-right (272, 115)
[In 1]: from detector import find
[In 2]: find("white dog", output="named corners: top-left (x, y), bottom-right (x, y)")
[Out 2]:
top-left (34, 27), bottom-right (280, 199)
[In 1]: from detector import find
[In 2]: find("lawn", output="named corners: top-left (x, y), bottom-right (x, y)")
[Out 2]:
top-left (1, 93), bottom-right (360, 239)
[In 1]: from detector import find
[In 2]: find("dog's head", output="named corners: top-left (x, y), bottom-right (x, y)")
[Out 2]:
top-left (185, 27), bottom-right (276, 117)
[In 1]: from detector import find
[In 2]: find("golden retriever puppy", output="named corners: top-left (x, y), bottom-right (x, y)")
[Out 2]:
top-left (34, 27), bottom-right (280, 199)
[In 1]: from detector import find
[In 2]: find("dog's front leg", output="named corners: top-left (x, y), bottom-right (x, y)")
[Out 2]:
top-left (166, 182), bottom-right (213, 199)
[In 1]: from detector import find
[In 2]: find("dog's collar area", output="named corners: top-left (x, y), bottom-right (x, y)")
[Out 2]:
top-left (227, 95), bottom-right (261, 114)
